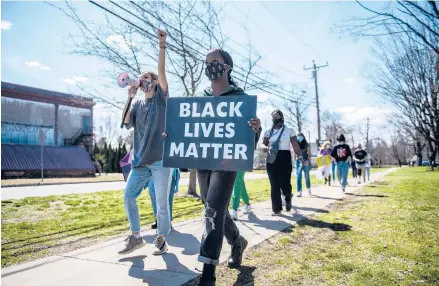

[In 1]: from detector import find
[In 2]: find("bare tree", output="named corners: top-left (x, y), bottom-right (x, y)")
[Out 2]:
top-left (322, 111), bottom-right (347, 143)
top-left (282, 89), bottom-right (311, 134)
top-left (365, 33), bottom-right (438, 169)
top-left (337, 1), bottom-right (439, 55)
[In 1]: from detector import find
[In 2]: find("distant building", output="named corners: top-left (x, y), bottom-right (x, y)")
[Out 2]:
top-left (1, 82), bottom-right (95, 178)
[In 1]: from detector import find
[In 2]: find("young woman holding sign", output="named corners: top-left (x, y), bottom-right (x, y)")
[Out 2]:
top-left (119, 29), bottom-right (172, 256)
top-left (196, 49), bottom-right (261, 286)
top-left (261, 110), bottom-right (303, 215)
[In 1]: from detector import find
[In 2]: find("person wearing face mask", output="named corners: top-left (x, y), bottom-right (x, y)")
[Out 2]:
top-left (317, 141), bottom-right (332, 186)
top-left (118, 29), bottom-right (172, 256)
top-left (295, 132), bottom-right (312, 197)
top-left (353, 143), bottom-right (368, 184)
top-left (177, 49), bottom-right (262, 286)
top-left (331, 134), bottom-right (353, 193)
top-left (261, 110), bottom-right (302, 215)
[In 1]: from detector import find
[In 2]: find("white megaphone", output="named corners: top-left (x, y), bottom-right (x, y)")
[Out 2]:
top-left (117, 72), bottom-right (141, 88)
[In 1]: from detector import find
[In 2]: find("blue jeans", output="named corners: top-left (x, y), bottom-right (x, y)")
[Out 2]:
top-left (336, 161), bottom-right (350, 190)
top-left (296, 160), bottom-right (311, 192)
top-left (124, 161), bottom-right (172, 236)
top-left (332, 161), bottom-right (336, 180)
top-left (148, 172), bottom-right (176, 221)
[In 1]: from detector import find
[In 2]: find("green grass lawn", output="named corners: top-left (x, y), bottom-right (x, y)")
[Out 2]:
top-left (194, 168), bottom-right (439, 286)
top-left (1, 174), bottom-right (325, 267)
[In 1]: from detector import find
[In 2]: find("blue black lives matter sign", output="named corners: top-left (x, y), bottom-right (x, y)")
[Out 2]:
top-left (163, 96), bottom-right (257, 171)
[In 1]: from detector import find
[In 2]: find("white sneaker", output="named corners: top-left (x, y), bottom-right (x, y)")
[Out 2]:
top-left (230, 209), bottom-right (238, 220)
top-left (297, 191), bottom-right (302, 197)
top-left (308, 189), bottom-right (312, 196)
top-left (153, 235), bottom-right (168, 255)
top-left (242, 205), bottom-right (252, 214)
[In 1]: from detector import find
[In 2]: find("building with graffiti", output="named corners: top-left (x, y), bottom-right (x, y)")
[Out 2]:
top-left (1, 82), bottom-right (96, 178)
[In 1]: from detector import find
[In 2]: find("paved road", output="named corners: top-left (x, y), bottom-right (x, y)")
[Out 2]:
top-left (1, 169), bottom-right (395, 286)
top-left (1, 173), bottom-right (269, 200)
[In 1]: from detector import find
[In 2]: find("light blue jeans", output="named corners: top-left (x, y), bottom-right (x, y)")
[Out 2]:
top-left (148, 173), bottom-right (176, 221)
top-left (296, 160), bottom-right (311, 193)
top-left (336, 161), bottom-right (350, 191)
top-left (124, 160), bottom-right (172, 236)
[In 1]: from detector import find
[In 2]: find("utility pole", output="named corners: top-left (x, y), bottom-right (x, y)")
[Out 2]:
top-left (304, 60), bottom-right (328, 142)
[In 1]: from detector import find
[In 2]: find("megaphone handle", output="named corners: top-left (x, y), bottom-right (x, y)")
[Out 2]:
top-left (120, 97), bottom-right (134, 129)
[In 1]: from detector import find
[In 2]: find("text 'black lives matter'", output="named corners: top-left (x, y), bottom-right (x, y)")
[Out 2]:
top-left (163, 96), bottom-right (257, 171)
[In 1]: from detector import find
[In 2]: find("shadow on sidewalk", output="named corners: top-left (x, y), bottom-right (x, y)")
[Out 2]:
top-left (142, 229), bottom-right (200, 255)
top-left (297, 218), bottom-right (351, 231)
top-left (119, 254), bottom-right (197, 284)
top-left (244, 213), bottom-right (295, 230)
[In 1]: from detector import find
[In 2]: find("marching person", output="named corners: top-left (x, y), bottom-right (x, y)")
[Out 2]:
top-left (317, 141), bottom-right (332, 186)
top-left (364, 151), bottom-right (372, 181)
top-left (167, 49), bottom-right (262, 286)
top-left (353, 143), bottom-right (368, 184)
top-left (118, 29), bottom-right (172, 256)
top-left (230, 171), bottom-right (253, 220)
top-left (261, 109), bottom-right (302, 215)
top-left (295, 132), bottom-right (312, 197)
top-left (331, 134), bottom-right (352, 193)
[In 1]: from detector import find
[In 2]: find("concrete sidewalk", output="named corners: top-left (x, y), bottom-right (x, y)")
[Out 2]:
top-left (1, 169), bottom-right (395, 286)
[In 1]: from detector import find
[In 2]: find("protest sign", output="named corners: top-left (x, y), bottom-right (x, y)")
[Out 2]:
top-left (163, 96), bottom-right (257, 171)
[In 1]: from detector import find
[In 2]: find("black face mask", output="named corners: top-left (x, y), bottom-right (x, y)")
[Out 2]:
top-left (205, 62), bottom-right (226, 81)
top-left (273, 118), bottom-right (282, 125)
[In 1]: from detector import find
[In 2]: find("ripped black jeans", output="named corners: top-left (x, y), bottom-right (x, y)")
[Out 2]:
top-left (197, 170), bottom-right (240, 265)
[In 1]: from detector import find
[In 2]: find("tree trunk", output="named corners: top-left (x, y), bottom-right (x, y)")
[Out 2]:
top-left (187, 169), bottom-right (198, 196)
top-left (417, 154), bottom-right (423, 166)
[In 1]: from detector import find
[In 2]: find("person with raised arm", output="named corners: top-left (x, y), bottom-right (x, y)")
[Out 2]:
top-left (118, 29), bottom-right (172, 256)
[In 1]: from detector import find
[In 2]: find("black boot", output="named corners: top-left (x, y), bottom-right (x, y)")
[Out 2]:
top-left (328, 176), bottom-right (331, 186)
top-left (227, 236), bottom-right (248, 268)
top-left (151, 219), bottom-right (157, 230)
top-left (324, 178), bottom-right (328, 185)
top-left (285, 200), bottom-right (292, 212)
top-left (198, 264), bottom-right (216, 286)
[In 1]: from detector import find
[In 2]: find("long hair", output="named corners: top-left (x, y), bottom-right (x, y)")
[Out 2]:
top-left (297, 132), bottom-right (309, 149)
top-left (217, 49), bottom-right (237, 87)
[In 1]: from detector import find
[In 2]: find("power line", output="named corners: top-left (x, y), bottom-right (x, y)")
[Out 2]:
top-left (260, 2), bottom-right (321, 59)
top-left (88, 1), bottom-right (317, 106)
top-left (106, 1), bottom-right (310, 101)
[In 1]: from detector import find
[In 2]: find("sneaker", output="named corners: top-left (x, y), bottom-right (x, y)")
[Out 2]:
top-left (153, 235), bottom-right (168, 255)
top-left (297, 191), bottom-right (302, 197)
top-left (227, 236), bottom-right (248, 268)
top-left (285, 201), bottom-right (292, 212)
top-left (230, 209), bottom-right (238, 220)
top-left (358, 180), bottom-right (361, 184)
top-left (118, 235), bottom-right (145, 255)
top-left (308, 189), bottom-right (312, 196)
top-left (151, 220), bottom-right (157, 230)
top-left (242, 205), bottom-right (252, 214)
top-left (272, 211), bottom-right (282, 216)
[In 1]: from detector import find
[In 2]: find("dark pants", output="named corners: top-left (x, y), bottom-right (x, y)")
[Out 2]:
top-left (266, 150), bottom-right (293, 212)
top-left (197, 170), bottom-right (240, 265)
